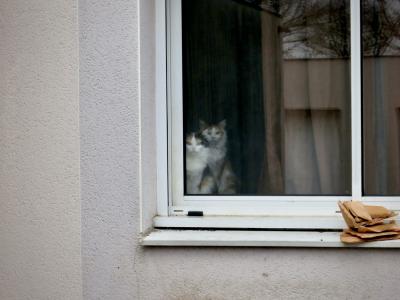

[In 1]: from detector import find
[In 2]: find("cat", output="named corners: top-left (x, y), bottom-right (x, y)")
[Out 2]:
top-left (185, 132), bottom-right (216, 194)
top-left (200, 120), bottom-right (237, 194)
top-left (198, 171), bottom-right (216, 194)
top-left (217, 160), bottom-right (237, 194)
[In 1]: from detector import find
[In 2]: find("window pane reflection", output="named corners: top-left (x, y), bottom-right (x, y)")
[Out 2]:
top-left (363, 0), bottom-right (400, 195)
top-left (183, 0), bottom-right (351, 195)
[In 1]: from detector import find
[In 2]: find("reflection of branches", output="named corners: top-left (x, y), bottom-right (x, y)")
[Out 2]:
top-left (273, 0), bottom-right (400, 58)
top-left (363, 0), bottom-right (400, 56)
top-left (277, 0), bottom-right (350, 58)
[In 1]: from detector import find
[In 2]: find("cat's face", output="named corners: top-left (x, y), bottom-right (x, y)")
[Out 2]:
top-left (200, 120), bottom-right (226, 143)
top-left (186, 133), bottom-right (206, 153)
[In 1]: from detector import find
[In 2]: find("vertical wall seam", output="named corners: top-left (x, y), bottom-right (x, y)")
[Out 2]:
top-left (138, 0), bottom-right (143, 234)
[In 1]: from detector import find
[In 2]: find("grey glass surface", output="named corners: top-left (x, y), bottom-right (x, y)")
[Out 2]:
top-left (363, 0), bottom-right (400, 195)
top-left (183, 0), bottom-right (351, 195)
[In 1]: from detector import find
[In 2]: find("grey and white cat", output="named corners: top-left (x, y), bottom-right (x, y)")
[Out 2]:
top-left (200, 120), bottom-right (237, 194)
top-left (185, 133), bottom-right (216, 194)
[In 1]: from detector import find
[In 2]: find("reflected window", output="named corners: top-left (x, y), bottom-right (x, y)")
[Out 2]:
top-left (363, 0), bottom-right (400, 195)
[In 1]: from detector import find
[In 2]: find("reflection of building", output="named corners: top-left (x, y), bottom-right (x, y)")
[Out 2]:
top-left (282, 58), bottom-right (351, 194)
top-left (262, 0), bottom-right (400, 195)
top-left (364, 56), bottom-right (400, 194)
top-left (260, 4), bottom-right (351, 194)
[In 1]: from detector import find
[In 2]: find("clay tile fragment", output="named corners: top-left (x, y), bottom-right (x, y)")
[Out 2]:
top-left (343, 201), bottom-right (352, 212)
top-left (364, 205), bottom-right (393, 219)
top-left (358, 218), bottom-right (385, 227)
top-left (356, 223), bottom-right (400, 233)
top-left (344, 229), bottom-right (399, 239)
top-left (364, 234), bottom-right (400, 242)
top-left (354, 216), bottom-right (363, 223)
top-left (347, 201), bottom-right (372, 221)
top-left (338, 201), bottom-right (357, 229)
top-left (339, 201), bottom-right (399, 243)
top-left (340, 232), bottom-right (363, 244)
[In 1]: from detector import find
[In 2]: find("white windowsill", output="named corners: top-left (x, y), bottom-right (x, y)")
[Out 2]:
top-left (141, 229), bottom-right (400, 248)
top-left (154, 215), bottom-right (346, 230)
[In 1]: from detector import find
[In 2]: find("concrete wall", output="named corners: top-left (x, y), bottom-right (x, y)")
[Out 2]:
top-left (3, 0), bottom-right (400, 299)
top-left (79, 0), bottom-right (142, 298)
top-left (79, 1), bottom-right (400, 300)
top-left (0, 0), bottom-right (81, 299)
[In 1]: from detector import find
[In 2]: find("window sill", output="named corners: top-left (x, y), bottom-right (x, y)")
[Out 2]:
top-left (154, 215), bottom-right (346, 230)
top-left (141, 229), bottom-right (400, 248)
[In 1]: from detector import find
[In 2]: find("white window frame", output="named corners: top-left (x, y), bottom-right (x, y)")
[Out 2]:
top-left (155, 0), bottom-right (400, 229)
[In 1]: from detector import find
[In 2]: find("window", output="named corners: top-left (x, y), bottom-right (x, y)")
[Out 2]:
top-left (156, 0), bottom-right (400, 228)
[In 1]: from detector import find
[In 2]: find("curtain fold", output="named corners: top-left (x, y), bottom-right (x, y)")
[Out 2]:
top-left (258, 10), bottom-right (284, 194)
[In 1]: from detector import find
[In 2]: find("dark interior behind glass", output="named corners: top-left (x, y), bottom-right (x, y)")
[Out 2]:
top-left (183, 0), bottom-right (351, 196)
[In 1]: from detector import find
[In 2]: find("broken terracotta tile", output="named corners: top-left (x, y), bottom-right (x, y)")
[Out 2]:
top-left (338, 201), bottom-right (357, 228)
top-left (340, 232), bottom-right (363, 244)
top-left (338, 201), bottom-right (399, 243)
top-left (358, 218), bottom-right (385, 227)
top-left (356, 223), bottom-right (400, 233)
top-left (344, 229), bottom-right (399, 239)
top-left (362, 234), bottom-right (400, 242)
top-left (364, 205), bottom-right (393, 219)
top-left (347, 201), bottom-right (372, 221)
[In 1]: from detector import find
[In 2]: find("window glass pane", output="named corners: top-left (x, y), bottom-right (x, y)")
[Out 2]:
top-left (363, 0), bottom-right (400, 195)
top-left (183, 0), bottom-right (351, 195)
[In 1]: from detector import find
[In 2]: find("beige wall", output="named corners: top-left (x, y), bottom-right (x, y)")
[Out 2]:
top-left (3, 0), bottom-right (400, 299)
top-left (0, 0), bottom-right (81, 299)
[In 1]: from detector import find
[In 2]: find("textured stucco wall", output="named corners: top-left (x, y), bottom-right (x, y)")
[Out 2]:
top-left (4, 0), bottom-right (400, 299)
top-left (0, 0), bottom-right (82, 299)
top-left (79, 1), bottom-right (400, 300)
top-left (79, 0), bottom-right (141, 298)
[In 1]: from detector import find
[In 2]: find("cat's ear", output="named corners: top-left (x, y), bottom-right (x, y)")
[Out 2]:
top-left (218, 119), bottom-right (226, 129)
top-left (199, 120), bottom-right (208, 131)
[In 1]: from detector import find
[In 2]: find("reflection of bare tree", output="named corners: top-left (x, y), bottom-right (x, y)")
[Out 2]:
top-left (363, 0), bottom-right (400, 56)
top-left (275, 0), bottom-right (350, 58)
top-left (266, 0), bottom-right (400, 58)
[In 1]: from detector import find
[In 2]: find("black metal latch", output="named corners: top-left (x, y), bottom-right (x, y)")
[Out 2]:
top-left (187, 211), bottom-right (203, 217)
